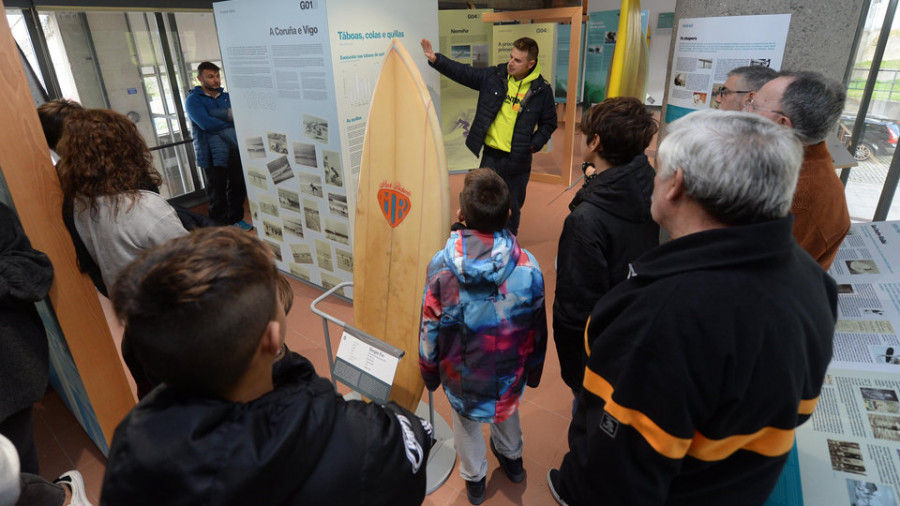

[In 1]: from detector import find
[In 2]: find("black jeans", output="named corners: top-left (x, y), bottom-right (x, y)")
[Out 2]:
top-left (479, 146), bottom-right (530, 236)
top-left (0, 406), bottom-right (38, 474)
top-left (204, 147), bottom-right (247, 225)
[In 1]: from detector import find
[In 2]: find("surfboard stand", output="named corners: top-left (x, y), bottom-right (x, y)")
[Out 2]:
top-left (310, 282), bottom-right (456, 494)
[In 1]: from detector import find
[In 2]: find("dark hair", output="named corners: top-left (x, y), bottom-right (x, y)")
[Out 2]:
top-left (580, 97), bottom-right (658, 166)
top-left (112, 227), bottom-right (279, 398)
top-left (276, 275), bottom-right (294, 315)
top-left (37, 99), bottom-right (83, 151)
top-left (727, 65), bottom-right (778, 92)
top-left (513, 37), bottom-right (539, 62)
top-left (460, 168), bottom-right (509, 232)
top-left (197, 61), bottom-right (220, 75)
top-left (780, 71), bottom-right (846, 144)
top-left (56, 109), bottom-right (161, 216)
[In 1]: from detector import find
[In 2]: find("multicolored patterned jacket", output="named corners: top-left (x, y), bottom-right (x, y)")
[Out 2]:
top-left (419, 228), bottom-right (547, 423)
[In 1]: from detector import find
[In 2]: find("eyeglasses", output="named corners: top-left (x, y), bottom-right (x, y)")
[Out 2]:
top-left (714, 87), bottom-right (751, 98)
top-left (744, 97), bottom-right (786, 117)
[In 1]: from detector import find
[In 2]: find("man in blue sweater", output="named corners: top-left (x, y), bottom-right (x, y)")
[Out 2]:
top-left (185, 62), bottom-right (252, 231)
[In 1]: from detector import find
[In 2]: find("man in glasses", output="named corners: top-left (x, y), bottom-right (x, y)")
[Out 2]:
top-left (714, 65), bottom-right (777, 111)
top-left (746, 71), bottom-right (850, 270)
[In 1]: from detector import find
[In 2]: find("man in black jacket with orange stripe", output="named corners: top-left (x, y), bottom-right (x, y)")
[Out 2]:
top-left (548, 110), bottom-right (837, 505)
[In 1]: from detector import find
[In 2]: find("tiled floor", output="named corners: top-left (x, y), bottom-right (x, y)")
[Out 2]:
top-left (31, 143), bottom-right (595, 505)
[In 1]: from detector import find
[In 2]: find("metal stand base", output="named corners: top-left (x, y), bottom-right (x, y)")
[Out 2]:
top-left (343, 392), bottom-right (455, 495)
top-left (415, 400), bottom-right (456, 494)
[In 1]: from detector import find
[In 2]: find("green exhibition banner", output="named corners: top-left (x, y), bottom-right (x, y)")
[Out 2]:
top-left (437, 9), bottom-right (493, 173)
top-left (583, 10), bottom-right (649, 106)
top-left (555, 23), bottom-right (585, 103)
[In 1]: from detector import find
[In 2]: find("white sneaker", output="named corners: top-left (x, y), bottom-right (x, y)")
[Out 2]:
top-left (54, 470), bottom-right (94, 506)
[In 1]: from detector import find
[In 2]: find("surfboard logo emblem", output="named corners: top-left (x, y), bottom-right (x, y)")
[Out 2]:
top-left (377, 184), bottom-right (412, 228)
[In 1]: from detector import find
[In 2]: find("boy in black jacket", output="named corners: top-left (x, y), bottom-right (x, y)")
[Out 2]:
top-left (101, 228), bottom-right (431, 505)
top-left (553, 97), bottom-right (659, 400)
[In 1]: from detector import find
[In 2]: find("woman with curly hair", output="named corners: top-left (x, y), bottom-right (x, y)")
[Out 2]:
top-left (57, 108), bottom-right (188, 291)
top-left (57, 109), bottom-right (188, 398)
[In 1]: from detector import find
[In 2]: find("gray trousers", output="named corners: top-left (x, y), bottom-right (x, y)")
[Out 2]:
top-left (451, 409), bottom-right (523, 482)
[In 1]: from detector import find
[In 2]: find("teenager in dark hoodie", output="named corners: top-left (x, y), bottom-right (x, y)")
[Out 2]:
top-left (553, 97), bottom-right (659, 399)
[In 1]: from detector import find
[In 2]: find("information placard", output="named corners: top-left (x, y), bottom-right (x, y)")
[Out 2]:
top-left (333, 326), bottom-right (404, 404)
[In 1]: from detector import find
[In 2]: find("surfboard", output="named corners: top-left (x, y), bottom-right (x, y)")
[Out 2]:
top-left (354, 39), bottom-right (450, 412)
top-left (606, 0), bottom-right (649, 100)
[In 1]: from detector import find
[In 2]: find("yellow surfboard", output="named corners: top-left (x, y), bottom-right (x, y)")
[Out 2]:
top-left (354, 39), bottom-right (450, 412)
top-left (607, 0), bottom-right (649, 100)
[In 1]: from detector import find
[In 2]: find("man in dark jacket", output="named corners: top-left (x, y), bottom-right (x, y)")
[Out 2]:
top-left (421, 37), bottom-right (557, 235)
top-left (553, 97), bottom-right (658, 398)
top-left (101, 228), bottom-right (432, 505)
top-left (185, 62), bottom-right (252, 231)
top-left (548, 111), bottom-right (837, 505)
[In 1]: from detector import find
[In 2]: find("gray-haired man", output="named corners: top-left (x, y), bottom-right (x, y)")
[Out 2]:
top-left (747, 70), bottom-right (850, 269)
top-left (548, 110), bottom-right (837, 505)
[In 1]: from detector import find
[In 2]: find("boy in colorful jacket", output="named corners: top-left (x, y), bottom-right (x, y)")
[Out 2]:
top-left (419, 168), bottom-right (547, 505)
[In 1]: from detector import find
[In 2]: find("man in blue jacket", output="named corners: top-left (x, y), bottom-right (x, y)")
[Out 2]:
top-left (421, 37), bottom-right (557, 235)
top-left (185, 62), bottom-right (252, 231)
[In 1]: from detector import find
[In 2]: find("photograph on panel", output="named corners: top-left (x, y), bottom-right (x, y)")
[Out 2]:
top-left (246, 136), bottom-right (266, 158)
top-left (868, 413), bottom-right (900, 442)
top-left (303, 113), bottom-right (329, 143)
top-left (845, 479), bottom-right (896, 506)
top-left (327, 192), bottom-right (348, 218)
top-left (259, 195), bottom-right (280, 217)
top-left (267, 155), bottom-right (294, 185)
top-left (263, 219), bottom-right (284, 242)
top-left (303, 198), bottom-right (322, 232)
top-left (861, 387), bottom-right (900, 413)
top-left (247, 167), bottom-right (269, 190)
top-left (847, 259), bottom-right (879, 275)
top-left (293, 141), bottom-right (318, 168)
top-left (324, 218), bottom-right (350, 245)
top-left (298, 172), bottom-right (324, 198)
top-left (315, 239), bottom-right (333, 272)
top-left (283, 215), bottom-right (304, 239)
top-left (290, 243), bottom-right (314, 264)
top-left (335, 248), bottom-right (353, 273)
top-left (322, 149), bottom-right (343, 187)
top-left (826, 439), bottom-right (866, 476)
top-left (249, 200), bottom-right (259, 222)
top-left (267, 131), bottom-right (289, 154)
top-left (873, 346), bottom-right (900, 365)
top-left (278, 187), bottom-right (302, 213)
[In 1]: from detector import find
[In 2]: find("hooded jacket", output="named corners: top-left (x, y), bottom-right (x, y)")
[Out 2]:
top-left (101, 353), bottom-right (431, 506)
top-left (419, 228), bottom-right (547, 423)
top-left (552, 155), bottom-right (659, 391)
top-left (0, 203), bottom-right (53, 423)
top-left (185, 86), bottom-right (235, 169)
top-left (428, 54), bottom-right (557, 174)
top-left (557, 216), bottom-right (837, 505)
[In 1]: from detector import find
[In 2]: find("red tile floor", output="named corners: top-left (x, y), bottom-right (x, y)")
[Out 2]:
top-left (32, 117), bottom-right (660, 504)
